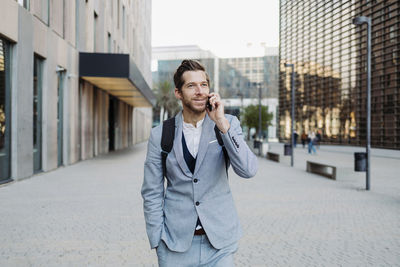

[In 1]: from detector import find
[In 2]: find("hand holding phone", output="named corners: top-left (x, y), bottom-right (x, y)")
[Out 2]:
top-left (206, 96), bottom-right (212, 111)
top-left (206, 93), bottom-right (230, 133)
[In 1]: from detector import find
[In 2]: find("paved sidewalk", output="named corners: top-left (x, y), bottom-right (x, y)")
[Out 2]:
top-left (0, 142), bottom-right (399, 266)
top-left (266, 142), bottom-right (400, 197)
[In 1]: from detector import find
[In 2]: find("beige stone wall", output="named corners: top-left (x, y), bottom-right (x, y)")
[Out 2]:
top-left (0, 0), bottom-right (18, 42)
top-left (132, 107), bottom-right (152, 144)
top-left (31, 0), bottom-right (49, 25)
top-left (50, 0), bottom-right (63, 37)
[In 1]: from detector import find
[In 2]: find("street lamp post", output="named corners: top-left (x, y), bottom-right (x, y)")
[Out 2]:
top-left (253, 83), bottom-right (263, 156)
top-left (353, 16), bottom-right (371, 191)
top-left (285, 63), bottom-right (295, 167)
top-left (258, 83), bottom-right (262, 144)
top-left (237, 92), bottom-right (244, 114)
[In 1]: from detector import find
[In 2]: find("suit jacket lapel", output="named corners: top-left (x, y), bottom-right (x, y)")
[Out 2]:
top-left (194, 114), bottom-right (214, 176)
top-left (173, 112), bottom-right (193, 177)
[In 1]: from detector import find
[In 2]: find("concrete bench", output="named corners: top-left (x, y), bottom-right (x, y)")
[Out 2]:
top-left (306, 161), bottom-right (337, 180)
top-left (266, 152), bottom-right (280, 162)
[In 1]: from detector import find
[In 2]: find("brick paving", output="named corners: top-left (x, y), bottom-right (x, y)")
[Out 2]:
top-left (0, 142), bottom-right (399, 266)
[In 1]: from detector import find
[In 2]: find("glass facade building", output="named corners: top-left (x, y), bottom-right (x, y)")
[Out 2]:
top-left (219, 56), bottom-right (279, 99)
top-left (279, 0), bottom-right (400, 149)
top-left (153, 59), bottom-right (216, 92)
top-left (153, 56), bottom-right (278, 100)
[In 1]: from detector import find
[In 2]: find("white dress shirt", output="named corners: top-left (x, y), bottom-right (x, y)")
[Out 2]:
top-left (182, 117), bottom-right (204, 158)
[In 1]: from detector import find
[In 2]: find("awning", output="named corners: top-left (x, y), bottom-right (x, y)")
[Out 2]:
top-left (79, 52), bottom-right (156, 107)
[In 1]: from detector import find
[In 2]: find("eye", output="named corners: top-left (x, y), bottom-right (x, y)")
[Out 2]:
top-left (202, 83), bottom-right (208, 87)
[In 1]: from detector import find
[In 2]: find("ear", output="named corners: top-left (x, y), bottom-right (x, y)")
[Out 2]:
top-left (174, 88), bottom-right (182, 100)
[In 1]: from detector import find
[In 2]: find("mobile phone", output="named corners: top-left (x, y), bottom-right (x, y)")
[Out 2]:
top-left (206, 97), bottom-right (212, 111)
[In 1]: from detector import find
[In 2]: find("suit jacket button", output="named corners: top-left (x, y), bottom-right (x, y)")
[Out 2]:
top-left (194, 179), bottom-right (198, 183)
top-left (195, 201), bottom-right (200, 206)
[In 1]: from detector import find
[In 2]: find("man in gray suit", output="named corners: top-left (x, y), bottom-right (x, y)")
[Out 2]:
top-left (141, 60), bottom-right (258, 266)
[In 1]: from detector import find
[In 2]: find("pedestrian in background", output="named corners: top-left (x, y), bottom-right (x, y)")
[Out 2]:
top-left (301, 132), bottom-right (307, 148)
top-left (316, 130), bottom-right (322, 149)
top-left (293, 131), bottom-right (298, 148)
top-left (308, 131), bottom-right (317, 154)
top-left (141, 60), bottom-right (258, 266)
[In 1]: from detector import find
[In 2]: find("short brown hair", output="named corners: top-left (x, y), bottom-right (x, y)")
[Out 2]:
top-left (173, 59), bottom-right (210, 91)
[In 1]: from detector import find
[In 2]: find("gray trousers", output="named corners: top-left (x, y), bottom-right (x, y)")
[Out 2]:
top-left (156, 235), bottom-right (237, 267)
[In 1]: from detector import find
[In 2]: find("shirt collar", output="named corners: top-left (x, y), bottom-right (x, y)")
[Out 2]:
top-left (183, 117), bottom-right (205, 130)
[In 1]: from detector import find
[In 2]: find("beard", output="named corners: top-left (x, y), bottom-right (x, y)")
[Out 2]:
top-left (181, 95), bottom-right (206, 114)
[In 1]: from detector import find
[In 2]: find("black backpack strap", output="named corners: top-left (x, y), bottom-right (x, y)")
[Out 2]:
top-left (161, 117), bottom-right (175, 178)
top-left (214, 126), bottom-right (230, 175)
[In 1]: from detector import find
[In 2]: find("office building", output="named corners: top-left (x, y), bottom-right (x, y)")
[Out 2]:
top-left (0, 0), bottom-right (155, 184)
top-left (279, 0), bottom-right (400, 148)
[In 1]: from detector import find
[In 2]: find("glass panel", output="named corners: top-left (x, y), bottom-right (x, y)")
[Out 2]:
top-left (94, 12), bottom-right (98, 52)
top-left (108, 33), bottom-right (112, 53)
top-left (57, 70), bottom-right (64, 166)
top-left (33, 59), bottom-right (38, 148)
top-left (0, 37), bottom-right (11, 181)
top-left (33, 55), bottom-right (43, 173)
top-left (36, 0), bottom-right (50, 25)
top-left (122, 6), bottom-right (126, 39)
top-left (0, 40), bottom-right (6, 152)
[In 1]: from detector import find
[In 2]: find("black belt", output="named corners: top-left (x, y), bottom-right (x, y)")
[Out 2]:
top-left (194, 228), bottom-right (206, 235)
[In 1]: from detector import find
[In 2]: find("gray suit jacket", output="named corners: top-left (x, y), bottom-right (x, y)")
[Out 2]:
top-left (141, 112), bottom-right (258, 252)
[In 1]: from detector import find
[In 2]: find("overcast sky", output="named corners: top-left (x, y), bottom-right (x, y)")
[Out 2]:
top-left (152, 0), bottom-right (279, 58)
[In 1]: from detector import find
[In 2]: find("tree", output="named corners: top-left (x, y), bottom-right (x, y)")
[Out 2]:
top-left (154, 80), bottom-right (180, 120)
top-left (241, 104), bottom-right (273, 140)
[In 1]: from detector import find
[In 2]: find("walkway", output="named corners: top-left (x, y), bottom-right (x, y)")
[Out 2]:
top-left (0, 142), bottom-right (399, 266)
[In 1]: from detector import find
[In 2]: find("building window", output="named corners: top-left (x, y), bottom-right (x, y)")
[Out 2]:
top-left (0, 38), bottom-right (11, 181)
top-left (33, 55), bottom-right (44, 173)
top-left (94, 12), bottom-right (98, 52)
top-left (0, 40), bottom-right (8, 152)
top-left (51, 0), bottom-right (64, 37)
top-left (41, 0), bottom-right (50, 25)
top-left (57, 68), bottom-right (66, 167)
top-left (393, 51), bottom-right (398, 65)
top-left (108, 33), bottom-right (112, 53)
top-left (62, 0), bottom-right (66, 38)
top-left (17, 0), bottom-right (30, 10)
top-left (389, 25), bottom-right (397, 43)
top-left (122, 5), bottom-right (126, 39)
top-left (117, 0), bottom-right (120, 29)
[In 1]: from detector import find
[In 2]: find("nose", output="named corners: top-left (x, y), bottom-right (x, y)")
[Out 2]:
top-left (194, 84), bottom-right (203, 94)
